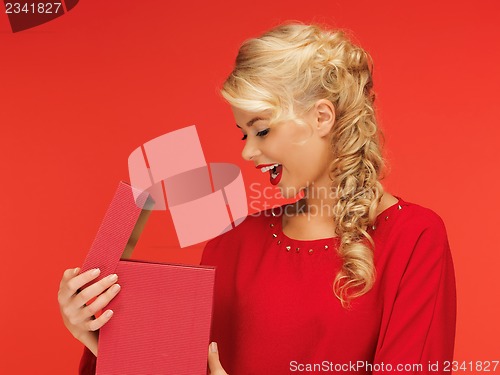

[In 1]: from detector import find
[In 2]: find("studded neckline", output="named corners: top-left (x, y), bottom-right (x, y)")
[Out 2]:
top-left (369, 195), bottom-right (406, 231)
top-left (268, 196), bottom-right (407, 254)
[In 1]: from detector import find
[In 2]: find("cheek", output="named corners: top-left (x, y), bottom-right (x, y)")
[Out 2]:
top-left (291, 141), bottom-right (331, 175)
top-left (271, 128), bottom-right (312, 157)
top-left (268, 126), bottom-right (330, 172)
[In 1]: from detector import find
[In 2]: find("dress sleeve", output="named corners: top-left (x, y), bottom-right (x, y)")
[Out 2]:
top-left (79, 347), bottom-right (96, 375)
top-left (373, 214), bottom-right (456, 374)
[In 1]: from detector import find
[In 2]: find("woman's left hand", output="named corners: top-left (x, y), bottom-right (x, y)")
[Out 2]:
top-left (208, 342), bottom-right (228, 375)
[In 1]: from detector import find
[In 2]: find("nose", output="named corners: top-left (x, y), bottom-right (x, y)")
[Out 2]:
top-left (241, 137), bottom-right (262, 161)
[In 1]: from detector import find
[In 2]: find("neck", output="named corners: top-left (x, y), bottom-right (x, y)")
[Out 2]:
top-left (281, 183), bottom-right (339, 240)
top-left (296, 184), bottom-right (391, 221)
top-left (292, 182), bottom-right (338, 223)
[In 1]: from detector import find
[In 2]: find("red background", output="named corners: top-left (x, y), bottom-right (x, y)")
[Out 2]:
top-left (1, 0), bottom-right (499, 373)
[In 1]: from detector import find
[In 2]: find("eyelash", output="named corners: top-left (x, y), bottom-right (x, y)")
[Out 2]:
top-left (241, 129), bottom-right (270, 141)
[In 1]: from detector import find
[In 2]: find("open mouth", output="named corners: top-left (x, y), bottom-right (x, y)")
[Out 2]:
top-left (258, 163), bottom-right (283, 185)
top-left (269, 164), bottom-right (282, 185)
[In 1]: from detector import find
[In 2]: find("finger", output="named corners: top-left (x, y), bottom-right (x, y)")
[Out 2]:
top-left (83, 283), bottom-right (121, 316)
top-left (74, 273), bottom-right (119, 307)
top-left (57, 268), bottom-right (81, 304)
top-left (61, 268), bottom-right (101, 300)
top-left (68, 286), bottom-right (119, 328)
top-left (86, 309), bottom-right (114, 332)
top-left (208, 342), bottom-right (227, 375)
top-left (61, 267), bottom-right (80, 284)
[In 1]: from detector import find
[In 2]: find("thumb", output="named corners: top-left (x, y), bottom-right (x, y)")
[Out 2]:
top-left (207, 342), bottom-right (227, 375)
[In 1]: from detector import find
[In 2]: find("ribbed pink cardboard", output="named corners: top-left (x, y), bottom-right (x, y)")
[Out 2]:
top-left (80, 181), bottom-right (215, 375)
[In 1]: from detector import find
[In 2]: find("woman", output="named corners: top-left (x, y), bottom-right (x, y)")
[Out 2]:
top-left (59, 23), bottom-right (456, 374)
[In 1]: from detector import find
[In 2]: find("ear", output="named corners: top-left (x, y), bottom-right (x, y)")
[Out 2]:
top-left (313, 99), bottom-right (335, 137)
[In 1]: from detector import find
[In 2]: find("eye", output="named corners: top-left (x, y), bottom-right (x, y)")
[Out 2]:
top-left (240, 128), bottom-right (269, 141)
top-left (256, 129), bottom-right (270, 137)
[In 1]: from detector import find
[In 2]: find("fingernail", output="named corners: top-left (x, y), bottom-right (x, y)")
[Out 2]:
top-left (74, 267), bottom-right (80, 275)
top-left (108, 274), bottom-right (118, 281)
top-left (104, 310), bottom-right (113, 318)
top-left (210, 342), bottom-right (218, 353)
top-left (91, 268), bottom-right (100, 276)
top-left (111, 284), bottom-right (121, 292)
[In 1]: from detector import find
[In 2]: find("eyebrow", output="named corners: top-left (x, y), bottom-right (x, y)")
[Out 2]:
top-left (235, 117), bottom-right (266, 128)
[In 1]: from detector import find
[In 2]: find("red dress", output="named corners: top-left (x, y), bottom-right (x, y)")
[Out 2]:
top-left (80, 196), bottom-right (456, 374)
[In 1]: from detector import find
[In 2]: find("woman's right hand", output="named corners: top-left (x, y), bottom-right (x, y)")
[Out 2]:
top-left (58, 267), bottom-right (121, 356)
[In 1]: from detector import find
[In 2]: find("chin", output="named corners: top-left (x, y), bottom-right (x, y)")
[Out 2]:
top-left (277, 184), bottom-right (304, 200)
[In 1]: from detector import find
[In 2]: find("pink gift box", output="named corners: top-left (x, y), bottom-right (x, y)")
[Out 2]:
top-left (80, 181), bottom-right (215, 375)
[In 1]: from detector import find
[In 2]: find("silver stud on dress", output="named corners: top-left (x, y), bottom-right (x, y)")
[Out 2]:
top-left (270, 212), bottom-right (338, 254)
top-left (371, 202), bottom-right (404, 231)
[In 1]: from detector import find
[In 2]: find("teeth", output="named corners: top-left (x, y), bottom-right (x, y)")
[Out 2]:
top-left (261, 163), bottom-right (279, 173)
top-left (271, 172), bottom-right (278, 179)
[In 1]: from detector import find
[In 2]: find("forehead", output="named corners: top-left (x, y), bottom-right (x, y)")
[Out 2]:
top-left (232, 106), bottom-right (272, 128)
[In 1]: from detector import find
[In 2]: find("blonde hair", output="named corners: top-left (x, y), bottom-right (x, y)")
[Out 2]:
top-left (221, 23), bottom-right (386, 307)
